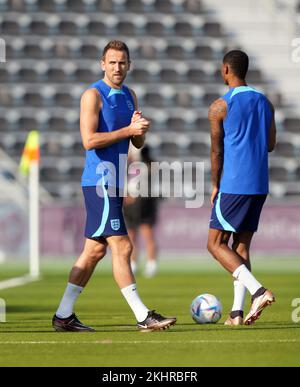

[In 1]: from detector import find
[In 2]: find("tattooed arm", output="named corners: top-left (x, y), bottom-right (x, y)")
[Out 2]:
top-left (208, 98), bottom-right (227, 205)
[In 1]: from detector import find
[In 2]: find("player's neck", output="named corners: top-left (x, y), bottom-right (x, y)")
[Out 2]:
top-left (102, 76), bottom-right (123, 90)
top-left (228, 79), bottom-right (247, 89)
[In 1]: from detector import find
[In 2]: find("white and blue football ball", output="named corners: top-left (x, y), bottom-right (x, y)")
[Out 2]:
top-left (190, 294), bottom-right (222, 324)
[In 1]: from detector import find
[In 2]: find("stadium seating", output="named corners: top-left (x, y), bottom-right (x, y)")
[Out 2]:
top-left (0, 0), bottom-right (299, 200)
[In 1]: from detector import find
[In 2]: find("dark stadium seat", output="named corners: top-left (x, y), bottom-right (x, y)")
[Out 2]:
top-left (60, 20), bottom-right (78, 35)
top-left (284, 118), bottom-right (300, 132)
top-left (41, 165), bottom-right (67, 182)
top-left (24, 91), bottom-right (43, 106)
top-left (166, 116), bottom-right (186, 131)
top-left (203, 92), bottom-right (220, 106)
top-left (138, 43), bottom-right (158, 59)
top-left (23, 42), bottom-right (43, 58)
top-left (49, 116), bottom-right (68, 131)
top-left (144, 92), bottom-right (165, 107)
top-left (89, 21), bottom-right (107, 35)
top-left (55, 91), bottom-right (74, 106)
top-left (0, 117), bottom-right (7, 131)
top-left (48, 67), bottom-right (65, 82)
top-left (74, 67), bottom-right (94, 82)
top-left (146, 21), bottom-right (165, 36)
top-left (2, 20), bottom-right (19, 34)
top-left (176, 91), bottom-right (193, 108)
top-left (186, 0), bottom-right (203, 13)
top-left (189, 141), bottom-right (210, 157)
top-left (247, 69), bottom-right (263, 83)
top-left (23, 0), bottom-right (40, 12)
top-left (194, 45), bottom-right (214, 60)
top-left (81, 43), bottom-right (99, 58)
top-left (166, 44), bottom-right (186, 59)
top-left (269, 166), bottom-right (290, 181)
top-left (125, 0), bottom-right (147, 12)
top-left (274, 142), bottom-right (295, 157)
top-left (187, 68), bottom-right (209, 83)
top-left (160, 142), bottom-right (181, 157)
top-left (130, 68), bottom-right (152, 83)
top-left (153, 0), bottom-right (174, 13)
top-left (160, 68), bottom-right (181, 83)
top-left (41, 137), bottom-right (61, 157)
top-left (31, 20), bottom-right (49, 35)
top-left (174, 21), bottom-right (193, 36)
top-left (195, 117), bottom-right (210, 132)
top-left (19, 67), bottom-right (38, 82)
top-left (203, 22), bottom-right (223, 37)
top-left (118, 21), bottom-right (136, 35)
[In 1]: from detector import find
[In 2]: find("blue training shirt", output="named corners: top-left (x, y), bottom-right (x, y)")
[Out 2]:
top-left (220, 86), bottom-right (272, 195)
top-left (81, 79), bottom-right (135, 188)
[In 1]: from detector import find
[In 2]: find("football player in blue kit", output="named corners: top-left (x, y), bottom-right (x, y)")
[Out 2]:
top-left (52, 41), bottom-right (176, 332)
top-left (207, 50), bottom-right (276, 325)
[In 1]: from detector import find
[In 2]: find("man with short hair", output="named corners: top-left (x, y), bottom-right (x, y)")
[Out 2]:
top-left (207, 50), bottom-right (276, 326)
top-left (52, 40), bottom-right (176, 332)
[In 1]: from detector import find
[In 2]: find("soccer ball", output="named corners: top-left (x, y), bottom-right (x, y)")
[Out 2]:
top-left (190, 294), bottom-right (222, 324)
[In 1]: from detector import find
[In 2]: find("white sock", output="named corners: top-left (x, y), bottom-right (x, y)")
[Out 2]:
top-left (131, 261), bottom-right (137, 275)
top-left (56, 282), bottom-right (83, 318)
top-left (121, 283), bottom-right (149, 322)
top-left (144, 260), bottom-right (158, 278)
top-left (232, 264), bottom-right (262, 295)
top-left (231, 280), bottom-right (247, 312)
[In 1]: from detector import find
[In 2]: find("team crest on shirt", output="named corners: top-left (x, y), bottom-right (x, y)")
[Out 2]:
top-left (126, 100), bottom-right (134, 111)
top-left (111, 219), bottom-right (120, 231)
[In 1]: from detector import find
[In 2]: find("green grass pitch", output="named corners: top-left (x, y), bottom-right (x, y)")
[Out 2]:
top-left (0, 259), bottom-right (300, 366)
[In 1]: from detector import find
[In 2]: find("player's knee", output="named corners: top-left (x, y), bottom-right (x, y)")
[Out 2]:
top-left (119, 239), bottom-right (133, 258)
top-left (89, 244), bottom-right (107, 263)
top-left (207, 239), bottom-right (217, 257)
top-left (111, 238), bottom-right (133, 260)
top-left (236, 245), bottom-right (249, 257)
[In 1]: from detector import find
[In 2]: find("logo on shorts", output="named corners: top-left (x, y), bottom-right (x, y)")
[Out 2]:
top-left (111, 219), bottom-right (120, 231)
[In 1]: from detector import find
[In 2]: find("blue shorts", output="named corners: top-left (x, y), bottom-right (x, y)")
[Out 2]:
top-left (82, 186), bottom-right (127, 239)
top-left (210, 192), bottom-right (267, 233)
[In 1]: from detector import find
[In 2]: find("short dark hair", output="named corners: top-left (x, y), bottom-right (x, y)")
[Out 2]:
top-left (102, 40), bottom-right (130, 62)
top-left (223, 50), bottom-right (249, 79)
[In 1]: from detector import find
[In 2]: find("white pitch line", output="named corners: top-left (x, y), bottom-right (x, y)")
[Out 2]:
top-left (0, 275), bottom-right (39, 290)
top-left (0, 339), bottom-right (299, 345)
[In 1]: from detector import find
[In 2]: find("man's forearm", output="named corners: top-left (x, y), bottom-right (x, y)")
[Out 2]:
top-left (131, 135), bottom-right (145, 149)
top-left (211, 151), bottom-right (223, 188)
top-left (85, 126), bottom-right (130, 150)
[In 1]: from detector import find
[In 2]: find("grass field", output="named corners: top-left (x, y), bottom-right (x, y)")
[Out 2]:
top-left (0, 258), bottom-right (300, 367)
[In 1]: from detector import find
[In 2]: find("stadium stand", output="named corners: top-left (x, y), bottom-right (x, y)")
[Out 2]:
top-left (0, 0), bottom-right (299, 200)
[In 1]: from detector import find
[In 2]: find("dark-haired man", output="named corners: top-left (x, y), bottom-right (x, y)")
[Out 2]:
top-left (207, 50), bottom-right (276, 326)
top-left (52, 40), bottom-right (176, 332)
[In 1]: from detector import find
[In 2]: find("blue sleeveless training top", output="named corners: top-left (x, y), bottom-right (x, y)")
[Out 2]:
top-left (81, 79), bottom-right (134, 188)
top-left (220, 86), bottom-right (272, 195)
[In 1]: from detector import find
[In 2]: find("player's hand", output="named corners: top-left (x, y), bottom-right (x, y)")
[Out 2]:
top-left (210, 186), bottom-right (219, 206)
top-left (129, 117), bottom-right (150, 136)
top-left (131, 110), bottom-right (142, 123)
